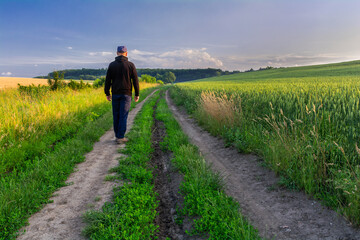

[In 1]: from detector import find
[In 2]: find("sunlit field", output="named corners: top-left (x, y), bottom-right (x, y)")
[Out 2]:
top-left (0, 81), bottom-right (158, 239)
top-left (0, 77), bottom-right (48, 89)
top-left (170, 60), bottom-right (360, 225)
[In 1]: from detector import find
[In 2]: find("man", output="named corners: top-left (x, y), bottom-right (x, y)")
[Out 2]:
top-left (105, 45), bottom-right (140, 144)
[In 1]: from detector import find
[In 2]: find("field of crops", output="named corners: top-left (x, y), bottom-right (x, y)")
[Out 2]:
top-left (0, 77), bottom-right (48, 89)
top-left (0, 82), bottom-right (157, 239)
top-left (170, 60), bottom-right (360, 225)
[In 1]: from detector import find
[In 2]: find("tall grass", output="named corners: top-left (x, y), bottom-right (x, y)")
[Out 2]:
top-left (0, 83), bottom-right (158, 239)
top-left (170, 71), bottom-right (360, 225)
top-left (0, 88), bottom-right (108, 173)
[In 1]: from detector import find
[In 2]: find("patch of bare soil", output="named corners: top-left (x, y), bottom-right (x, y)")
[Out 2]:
top-left (166, 90), bottom-right (360, 240)
top-left (150, 97), bottom-right (205, 240)
top-left (17, 90), bottom-right (157, 240)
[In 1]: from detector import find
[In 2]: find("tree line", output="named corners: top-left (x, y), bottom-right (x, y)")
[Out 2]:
top-left (36, 68), bottom-right (241, 83)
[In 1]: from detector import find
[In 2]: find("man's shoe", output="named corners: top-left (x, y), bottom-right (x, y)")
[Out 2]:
top-left (116, 138), bottom-right (128, 144)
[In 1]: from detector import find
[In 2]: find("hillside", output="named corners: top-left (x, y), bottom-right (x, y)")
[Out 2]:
top-left (192, 60), bottom-right (360, 83)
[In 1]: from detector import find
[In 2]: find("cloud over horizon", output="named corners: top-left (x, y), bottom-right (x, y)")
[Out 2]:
top-left (1, 72), bottom-right (12, 76)
top-left (130, 48), bottom-right (223, 69)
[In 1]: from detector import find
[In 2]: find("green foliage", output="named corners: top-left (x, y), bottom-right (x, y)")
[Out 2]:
top-left (157, 80), bottom-right (164, 85)
top-left (84, 92), bottom-right (160, 239)
top-left (17, 84), bottom-right (50, 98)
top-left (92, 77), bottom-right (106, 88)
top-left (0, 87), bottom-right (158, 239)
top-left (39, 67), bottom-right (241, 82)
top-left (67, 79), bottom-right (92, 90)
top-left (0, 108), bottom-right (113, 240)
top-left (83, 182), bottom-right (158, 240)
top-left (170, 59), bottom-right (360, 225)
top-left (44, 68), bottom-right (107, 80)
top-left (48, 71), bottom-right (66, 90)
top-left (163, 71), bottom-right (176, 84)
top-left (137, 68), bottom-right (239, 82)
top-left (139, 74), bottom-right (157, 83)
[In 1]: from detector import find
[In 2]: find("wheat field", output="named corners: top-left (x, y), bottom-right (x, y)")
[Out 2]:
top-left (0, 77), bottom-right (48, 89)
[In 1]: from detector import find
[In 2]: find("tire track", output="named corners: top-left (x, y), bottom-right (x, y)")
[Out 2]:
top-left (166, 89), bottom-right (360, 240)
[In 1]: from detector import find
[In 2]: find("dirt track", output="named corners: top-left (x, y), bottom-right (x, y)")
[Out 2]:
top-left (166, 90), bottom-right (360, 240)
top-left (17, 90), bottom-right (157, 240)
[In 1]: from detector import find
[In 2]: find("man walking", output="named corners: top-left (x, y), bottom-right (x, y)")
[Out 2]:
top-left (105, 46), bottom-right (140, 144)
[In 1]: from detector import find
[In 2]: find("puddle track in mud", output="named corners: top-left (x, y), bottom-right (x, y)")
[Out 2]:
top-left (165, 89), bottom-right (360, 240)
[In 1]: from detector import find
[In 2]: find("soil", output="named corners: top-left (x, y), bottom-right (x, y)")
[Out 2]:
top-left (17, 90), bottom-right (158, 240)
top-left (151, 95), bottom-right (205, 240)
top-left (165, 90), bottom-right (360, 240)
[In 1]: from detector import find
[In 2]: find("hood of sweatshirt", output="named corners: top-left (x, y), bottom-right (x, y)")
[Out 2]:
top-left (115, 55), bottom-right (128, 62)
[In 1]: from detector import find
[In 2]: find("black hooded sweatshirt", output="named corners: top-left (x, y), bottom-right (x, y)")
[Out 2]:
top-left (104, 55), bottom-right (139, 97)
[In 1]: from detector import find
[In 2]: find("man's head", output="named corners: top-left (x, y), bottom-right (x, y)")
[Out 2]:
top-left (117, 46), bottom-right (128, 56)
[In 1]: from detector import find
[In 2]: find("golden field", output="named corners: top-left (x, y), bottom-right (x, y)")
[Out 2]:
top-left (0, 77), bottom-right (48, 89)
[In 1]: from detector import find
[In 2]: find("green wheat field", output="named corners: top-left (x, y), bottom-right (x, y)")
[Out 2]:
top-left (170, 60), bottom-right (360, 225)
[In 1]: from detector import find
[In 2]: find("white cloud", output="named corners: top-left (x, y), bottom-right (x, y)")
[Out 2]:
top-left (129, 48), bottom-right (223, 69)
top-left (67, 46), bottom-right (73, 50)
top-left (220, 53), bottom-right (359, 71)
top-left (1, 72), bottom-right (12, 76)
top-left (89, 51), bottom-right (113, 56)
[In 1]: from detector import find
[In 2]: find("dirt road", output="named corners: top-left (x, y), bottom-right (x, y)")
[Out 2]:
top-left (17, 90), bottom-right (157, 240)
top-left (166, 90), bottom-right (360, 240)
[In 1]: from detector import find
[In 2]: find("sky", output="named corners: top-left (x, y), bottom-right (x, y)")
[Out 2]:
top-left (1, 0), bottom-right (360, 77)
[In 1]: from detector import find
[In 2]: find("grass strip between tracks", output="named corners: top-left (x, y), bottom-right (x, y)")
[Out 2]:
top-left (155, 96), bottom-right (262, 239)
top-left (85, 90), bottom-right (262, 239)
top-left (0, 87), bottom-right (157, 240)
top-left (84, 91), bottom-right (160, 239)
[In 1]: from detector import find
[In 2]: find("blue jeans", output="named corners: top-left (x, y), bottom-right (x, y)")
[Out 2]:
top-left (112, 94), bottom-right (132, 139)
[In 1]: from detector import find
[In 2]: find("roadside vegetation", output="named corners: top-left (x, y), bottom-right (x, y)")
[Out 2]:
top-left (0, 79), bottom-right (157, 239)
top-left (169, 60), bottom-right (360, 225)
top-left (85, 89), bottom-right (261, 239)
top-left (84, 91), bottom-right (160, 239)
top-left (156, 96), bottom-right (261, 239)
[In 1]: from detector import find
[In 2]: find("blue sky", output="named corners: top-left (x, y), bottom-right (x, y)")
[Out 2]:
top-left (1, 0), bottom-right (360, 77)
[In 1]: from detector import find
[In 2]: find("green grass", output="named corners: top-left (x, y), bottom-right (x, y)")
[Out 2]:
top-left (155, 96), bottom-right (261, 239)
top-left (170, 60), bottom-right (360, 225)
top-left (85, 89), bottom-right (261, 239)
top-left (0, 86), bottom-right (157, 240)
top-left (83, 91), bottom-right (160, 239)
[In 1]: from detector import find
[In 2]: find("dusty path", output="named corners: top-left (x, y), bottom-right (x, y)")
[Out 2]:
top-left (166, 90), bottom-right (360, 240)
top-left (17, 90), bottom-right (157, 240)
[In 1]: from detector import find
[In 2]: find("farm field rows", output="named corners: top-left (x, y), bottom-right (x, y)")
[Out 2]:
top-left (170, 60), bottom-right (360, 225)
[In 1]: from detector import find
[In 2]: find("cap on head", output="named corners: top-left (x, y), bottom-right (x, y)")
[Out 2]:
top-left (117, 46), bottom-right (127, 53)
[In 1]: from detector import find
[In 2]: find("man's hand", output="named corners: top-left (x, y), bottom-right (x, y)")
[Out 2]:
top-left (134, 96), bottom-right (139, 102)
top-left (106, 95), bottom-right (111, 101)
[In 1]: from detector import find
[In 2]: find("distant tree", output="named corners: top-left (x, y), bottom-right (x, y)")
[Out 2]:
top-left (140, 74), bottom-right (156, 83)
top-left (155, 73), bottom-right (163, 81)
top-left (157, 80), bottom-right (164, 85)
top-left (163, 71), bottom-right (176, 83)
top-left (48, 71), bottom-right (65, 90)
top-left (93, 77), bottom-right (106, 88)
